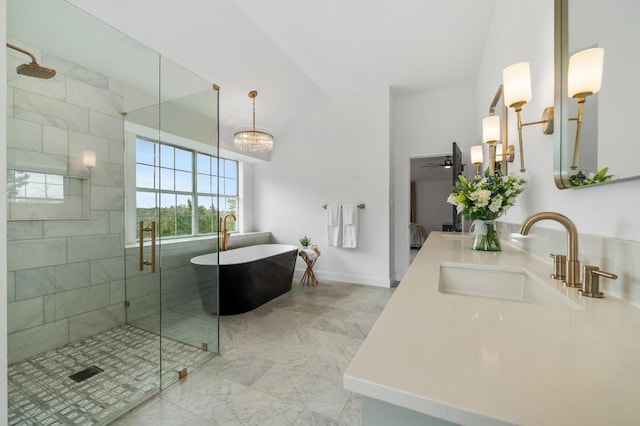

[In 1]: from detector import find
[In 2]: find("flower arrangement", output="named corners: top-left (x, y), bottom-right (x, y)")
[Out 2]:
top-left (569, 167), bottom-right (612, 187)
top-left (447, 171), bottom-right (526, 250)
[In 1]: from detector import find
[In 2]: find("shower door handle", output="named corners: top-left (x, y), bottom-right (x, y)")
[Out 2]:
top-left (139, 221), bottom-right (157, 273)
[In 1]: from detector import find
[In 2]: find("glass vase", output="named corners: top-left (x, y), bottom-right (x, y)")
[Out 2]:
top-left (471, 220), bottom-right (501, 251)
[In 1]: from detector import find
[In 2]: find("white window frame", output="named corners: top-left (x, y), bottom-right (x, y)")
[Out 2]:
top-left (124, 122), bottom-right (238, 245)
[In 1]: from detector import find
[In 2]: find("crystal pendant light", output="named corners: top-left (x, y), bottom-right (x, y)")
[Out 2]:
top-left (234, 90), bottom-right (274, 152)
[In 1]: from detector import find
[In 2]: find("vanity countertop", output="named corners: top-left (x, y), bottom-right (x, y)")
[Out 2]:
top-left (343, 232), bottom-right (640, 425)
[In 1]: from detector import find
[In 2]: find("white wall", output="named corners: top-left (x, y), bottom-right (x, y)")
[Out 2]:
top-left (239, 161), bottom-right (255, 233)
top-left (252, 88), bottom-right (391, 287)
top-left (1, 0), bottom-right (8, 421)
top-left (477, 0), bottom-right (640, 242)
top-left (391, 84), bottom-right (478, 280)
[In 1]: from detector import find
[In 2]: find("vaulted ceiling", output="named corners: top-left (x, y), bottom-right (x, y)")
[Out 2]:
top-left (43, 0), bottom-right (496, 141)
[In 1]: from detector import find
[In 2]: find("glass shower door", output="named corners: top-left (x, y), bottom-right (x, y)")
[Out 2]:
top-left (124, 56), bottom-right (220, 389)
top-left (157, 56), bottom-right (220, 387)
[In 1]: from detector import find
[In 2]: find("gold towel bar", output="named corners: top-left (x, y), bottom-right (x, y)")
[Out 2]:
top-left (322, 203), bottom-right (365, 209)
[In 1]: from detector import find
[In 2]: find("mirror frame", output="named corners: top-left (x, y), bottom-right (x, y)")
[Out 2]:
top-left (554, 0), bottom-right (570, 188)
top-left (554, 0), bottom-right (640, 189)
top-left (488, 85), bottom-right (510, 175)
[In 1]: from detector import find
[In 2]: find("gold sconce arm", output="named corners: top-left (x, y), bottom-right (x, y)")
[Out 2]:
top-left (496, 144), bottom-right (516, 163)
top-left (487, 141), bottom-right (497, 176)
top-left (569, 95), bottom-right (588, 170)
top-left (513, 106), bottom-right (554, 172)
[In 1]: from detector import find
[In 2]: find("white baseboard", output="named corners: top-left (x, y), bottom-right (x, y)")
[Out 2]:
top-left (293, 267), bottom-right (391, 288)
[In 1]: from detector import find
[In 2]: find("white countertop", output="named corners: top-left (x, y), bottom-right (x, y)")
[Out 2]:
top-left (344, 232), bottom-right (640, 425)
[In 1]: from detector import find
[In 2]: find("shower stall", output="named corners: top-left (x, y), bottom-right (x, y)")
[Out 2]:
top-left (6, 0), bottom-right (220, 423)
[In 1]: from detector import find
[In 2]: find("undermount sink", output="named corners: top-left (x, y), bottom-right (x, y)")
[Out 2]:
top-left (439, 263), bottom-right (581, 310)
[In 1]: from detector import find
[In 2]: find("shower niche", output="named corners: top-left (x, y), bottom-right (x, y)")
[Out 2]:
top-left (7, 171), bottom-right (90, 220)
top-left (6, 0), bottom-right (220, 423)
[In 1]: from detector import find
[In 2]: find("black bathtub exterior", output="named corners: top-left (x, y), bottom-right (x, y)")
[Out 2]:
top-left (220, 248), bottom-right (297, 315)
top-left (191, 245), bottom-right (298, 316)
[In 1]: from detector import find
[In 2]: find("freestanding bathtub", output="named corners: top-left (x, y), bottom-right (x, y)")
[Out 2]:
top-left (190, 244), bottom-right (298, 315)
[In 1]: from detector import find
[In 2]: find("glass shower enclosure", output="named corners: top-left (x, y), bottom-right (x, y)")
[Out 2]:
top-left (6, 0), bottom-right (220, 423)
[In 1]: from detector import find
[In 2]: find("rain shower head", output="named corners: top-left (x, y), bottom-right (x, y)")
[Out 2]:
top-left (16, 62), bottom-right (57, 79)
top-left (6, 43), bottom-right (56, 79)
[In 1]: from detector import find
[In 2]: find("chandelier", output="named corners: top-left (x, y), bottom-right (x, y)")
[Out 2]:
top-left (234, 90), bottom-right (274, 152)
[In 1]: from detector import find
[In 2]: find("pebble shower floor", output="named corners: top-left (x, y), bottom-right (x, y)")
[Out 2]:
top-left (8, 325), bottom-right (214, 425)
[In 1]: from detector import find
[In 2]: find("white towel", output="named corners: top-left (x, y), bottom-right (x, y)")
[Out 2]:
top-left (341, 204), bottom-right (359, 248)
top-left (327, 204), bottom-right (342, 247)
top-left (300, 248), bottom-right (318, 261)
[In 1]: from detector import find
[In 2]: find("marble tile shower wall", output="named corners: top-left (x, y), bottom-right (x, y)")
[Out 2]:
top-left (6, 52), bottom-right (130, 364)
top-left (500, 222), bottom-right (640, 307)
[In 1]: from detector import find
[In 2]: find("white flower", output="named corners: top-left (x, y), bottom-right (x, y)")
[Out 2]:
top-left (446, 194), bottom-right (458, 206)
top-left (489, 195), bottom-right (503, 213)
top-left (471, 189), bottom-right (492, 207)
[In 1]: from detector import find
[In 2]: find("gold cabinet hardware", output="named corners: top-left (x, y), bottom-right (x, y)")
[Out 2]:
top-left (579, 265), bottom-right (618, 298)
top-left (139, 221), bottom-right (156, 273)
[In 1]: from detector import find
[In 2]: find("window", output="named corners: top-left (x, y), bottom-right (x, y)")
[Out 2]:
top-left (134, 137), bottom-right (238, 240)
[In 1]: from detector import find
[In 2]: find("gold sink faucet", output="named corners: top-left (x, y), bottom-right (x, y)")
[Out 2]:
top-left (219, 213), bottom-right (237, 251)
top-left (519, 212), bottom-right (581, 288)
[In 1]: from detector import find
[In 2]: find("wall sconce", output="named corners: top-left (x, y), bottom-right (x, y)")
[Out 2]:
top-left (495, 143), bottom-right (515, 164)
top-left (568, 47), bottom-right (604, 170)
top-left (482, 115), bottom-right (500, 176)
top-left (82, 150), bottom-right (96, 169)
top-left (502, 62), bottom-right (554, 172)
top-left (470, 145), bottom-right (484, 175)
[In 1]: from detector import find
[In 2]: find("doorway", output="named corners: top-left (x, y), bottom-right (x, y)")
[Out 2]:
top-left (409, 154), bottom-right (454, 263)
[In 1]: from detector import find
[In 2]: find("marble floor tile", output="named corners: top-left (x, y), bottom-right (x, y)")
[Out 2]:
top-left (294, 409), bottom-right (351, 426)
top-left (197, 351), bottom-right (276, 386)
top-left (114, 281), bottom-right (394, 425)
top-left (110, 398), bottom-right (210, 426)
top-left (338, 394), bottom-right (364, 426)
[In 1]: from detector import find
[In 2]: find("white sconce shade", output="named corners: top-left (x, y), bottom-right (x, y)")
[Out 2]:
top-left (502, 62), bottom-right (532, 107)
top-left (495, 143), bottom-right (503, 158)
top-left (82, 150), bottom-right (96, 168)
top-left (568, 47), bottom-right (604, 98)
top-left (482, 115), bottom-right (501, 144)
top-left (470, 145), bottom-right (484, 165)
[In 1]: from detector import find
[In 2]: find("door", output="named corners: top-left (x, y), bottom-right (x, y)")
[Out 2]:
top-left (122, 58), bottom-right (221, 390)
top-left (452, 142), bottom-right (463, 232)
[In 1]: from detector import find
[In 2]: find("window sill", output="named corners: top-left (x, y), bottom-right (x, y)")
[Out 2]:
top-left (124, 231), bottom-right (270, 250)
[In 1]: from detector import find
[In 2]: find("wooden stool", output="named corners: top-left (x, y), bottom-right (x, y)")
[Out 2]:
top-left (299, 248), bottom-right (320, 286)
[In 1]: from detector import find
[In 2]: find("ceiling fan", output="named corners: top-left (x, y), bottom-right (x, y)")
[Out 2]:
top-left (420, 156), bottom-right (453, 169)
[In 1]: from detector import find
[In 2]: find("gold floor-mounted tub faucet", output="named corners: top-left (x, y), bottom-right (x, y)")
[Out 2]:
top-left (219, 213), bottom-right (237, 251)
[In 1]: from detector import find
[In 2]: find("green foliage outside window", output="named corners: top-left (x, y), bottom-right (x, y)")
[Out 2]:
top-left (135, 137), bottom-right (238, 241)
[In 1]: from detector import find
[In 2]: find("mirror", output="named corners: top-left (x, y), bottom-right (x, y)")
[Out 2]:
top-left (555, 0), bottom-right (640, 188)
top-left (488, 85), bottom-right (512, 175)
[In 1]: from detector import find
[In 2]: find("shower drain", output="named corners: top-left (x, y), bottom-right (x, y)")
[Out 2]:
top-left (69, 366), bottom-right (104, 383)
